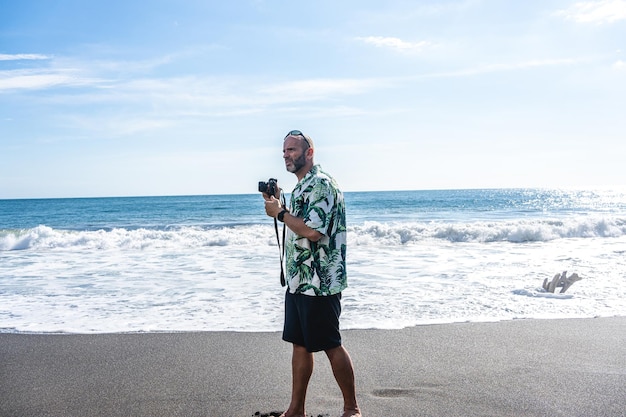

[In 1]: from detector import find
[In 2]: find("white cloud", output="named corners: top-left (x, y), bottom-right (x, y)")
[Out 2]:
top-left (0, 53), bottom-right (51, 61)
top-left (613, 60), bottom-right (626, 69)
top-left (0, 71), bottom-right (74, 90)
top-left (257, 78), bottom-right (387, 101)
top-left (0, 69), bottom-right (100, 91)
top-left (356, 36), bottom-right (432, 53)
top-left (418, 58), bottom-right (577, 78)
top-left (555, 0), bottom-right (626, 24)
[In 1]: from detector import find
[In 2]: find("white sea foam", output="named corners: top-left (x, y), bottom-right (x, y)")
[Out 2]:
top-left (1, 224), bottom-right (625, 333)
top-left (0, 224), bottom-right (275, 251)
top-left (2, 215), bottom-right (624, 252)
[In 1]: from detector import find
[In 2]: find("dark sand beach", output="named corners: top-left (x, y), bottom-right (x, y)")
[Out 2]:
top-left (1, 317), bottom-right (625, 417)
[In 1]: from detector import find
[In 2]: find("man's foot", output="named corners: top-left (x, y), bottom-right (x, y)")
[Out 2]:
top-left (341, 408), bottom-right (361, 417)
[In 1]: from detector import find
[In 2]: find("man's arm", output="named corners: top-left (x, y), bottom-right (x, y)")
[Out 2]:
top-left (281, 211), bottom-right (323, 242)
top-left (264, 195), bottom-right (323, 242)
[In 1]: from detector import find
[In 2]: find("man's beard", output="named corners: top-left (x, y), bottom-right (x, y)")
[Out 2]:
top-left (286, 152), bottom-right (306, 173)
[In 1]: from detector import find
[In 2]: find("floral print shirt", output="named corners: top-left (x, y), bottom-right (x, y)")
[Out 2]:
top-left (286, 165), bottom-right (347, 296)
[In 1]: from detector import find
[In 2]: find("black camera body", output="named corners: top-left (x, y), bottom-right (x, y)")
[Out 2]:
top-left (258, 178), bottom-right (278, 196)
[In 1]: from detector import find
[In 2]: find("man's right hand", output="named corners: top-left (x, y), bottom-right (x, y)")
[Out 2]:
top-left (264, 195), bottom-right (283, 218)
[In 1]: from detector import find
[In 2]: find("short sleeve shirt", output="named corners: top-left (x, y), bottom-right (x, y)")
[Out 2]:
top-left (286, 165), bottom-right (347, 296)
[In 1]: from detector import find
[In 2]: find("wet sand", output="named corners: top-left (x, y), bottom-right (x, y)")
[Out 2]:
top-left (1, 317), bottom-right (625, 417)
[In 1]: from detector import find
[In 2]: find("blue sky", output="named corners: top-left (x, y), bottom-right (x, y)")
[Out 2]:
top-left (1, 0), bottom-right (625, 198)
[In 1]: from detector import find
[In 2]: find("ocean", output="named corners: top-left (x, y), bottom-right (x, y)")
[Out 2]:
top-left (1, 188), bottom-right (625, 333)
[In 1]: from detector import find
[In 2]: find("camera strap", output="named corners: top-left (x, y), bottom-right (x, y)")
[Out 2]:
top-left (274, 193), bottom-right (287, 287)
top-left (274, 218), bottom-right (286, 287)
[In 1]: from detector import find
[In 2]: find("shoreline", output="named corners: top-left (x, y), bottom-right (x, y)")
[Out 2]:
top-left (2, 317), bottom-right (625, 417)
top-left (3, 313), bottom-right (624, 336)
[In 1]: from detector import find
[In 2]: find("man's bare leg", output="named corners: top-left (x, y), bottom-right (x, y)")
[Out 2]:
top-left (281, 344), bottom-right (313, 417)
top-left (325, 345), bottom-right (361, 416)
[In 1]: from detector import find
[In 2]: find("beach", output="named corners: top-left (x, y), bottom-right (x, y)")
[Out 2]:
top-left (1, 317), bottom-right (625, 417)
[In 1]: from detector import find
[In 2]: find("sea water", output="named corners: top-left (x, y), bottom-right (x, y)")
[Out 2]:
top-left (1, 189), bottom-right (625, 333)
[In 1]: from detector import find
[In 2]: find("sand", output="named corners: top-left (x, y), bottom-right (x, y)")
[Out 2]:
top-left (1, 317), bottom-right (625, 417)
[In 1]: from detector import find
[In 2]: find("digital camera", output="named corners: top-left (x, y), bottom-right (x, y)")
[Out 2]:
top-left (258, 178), bottom-right (278, 196)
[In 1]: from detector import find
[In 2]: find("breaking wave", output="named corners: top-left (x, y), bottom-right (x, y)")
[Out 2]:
top-left (351, 216), bottom-right (626, 244)
top-left (1, 215), bottom-right (624, 251)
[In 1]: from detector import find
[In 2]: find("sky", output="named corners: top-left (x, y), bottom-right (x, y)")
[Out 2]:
top-left (1, 0), bottom-right (625, 199)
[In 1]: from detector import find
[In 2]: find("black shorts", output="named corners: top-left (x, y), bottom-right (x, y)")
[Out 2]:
top-left (282, 290), bottom-right (342, 353)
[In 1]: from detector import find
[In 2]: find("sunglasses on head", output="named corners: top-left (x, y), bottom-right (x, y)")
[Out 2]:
top-left (285, 130), bottom-right (312, 148)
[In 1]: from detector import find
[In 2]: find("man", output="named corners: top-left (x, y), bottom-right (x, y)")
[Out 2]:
top-left (263, 130), bottom-right (361, 417)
